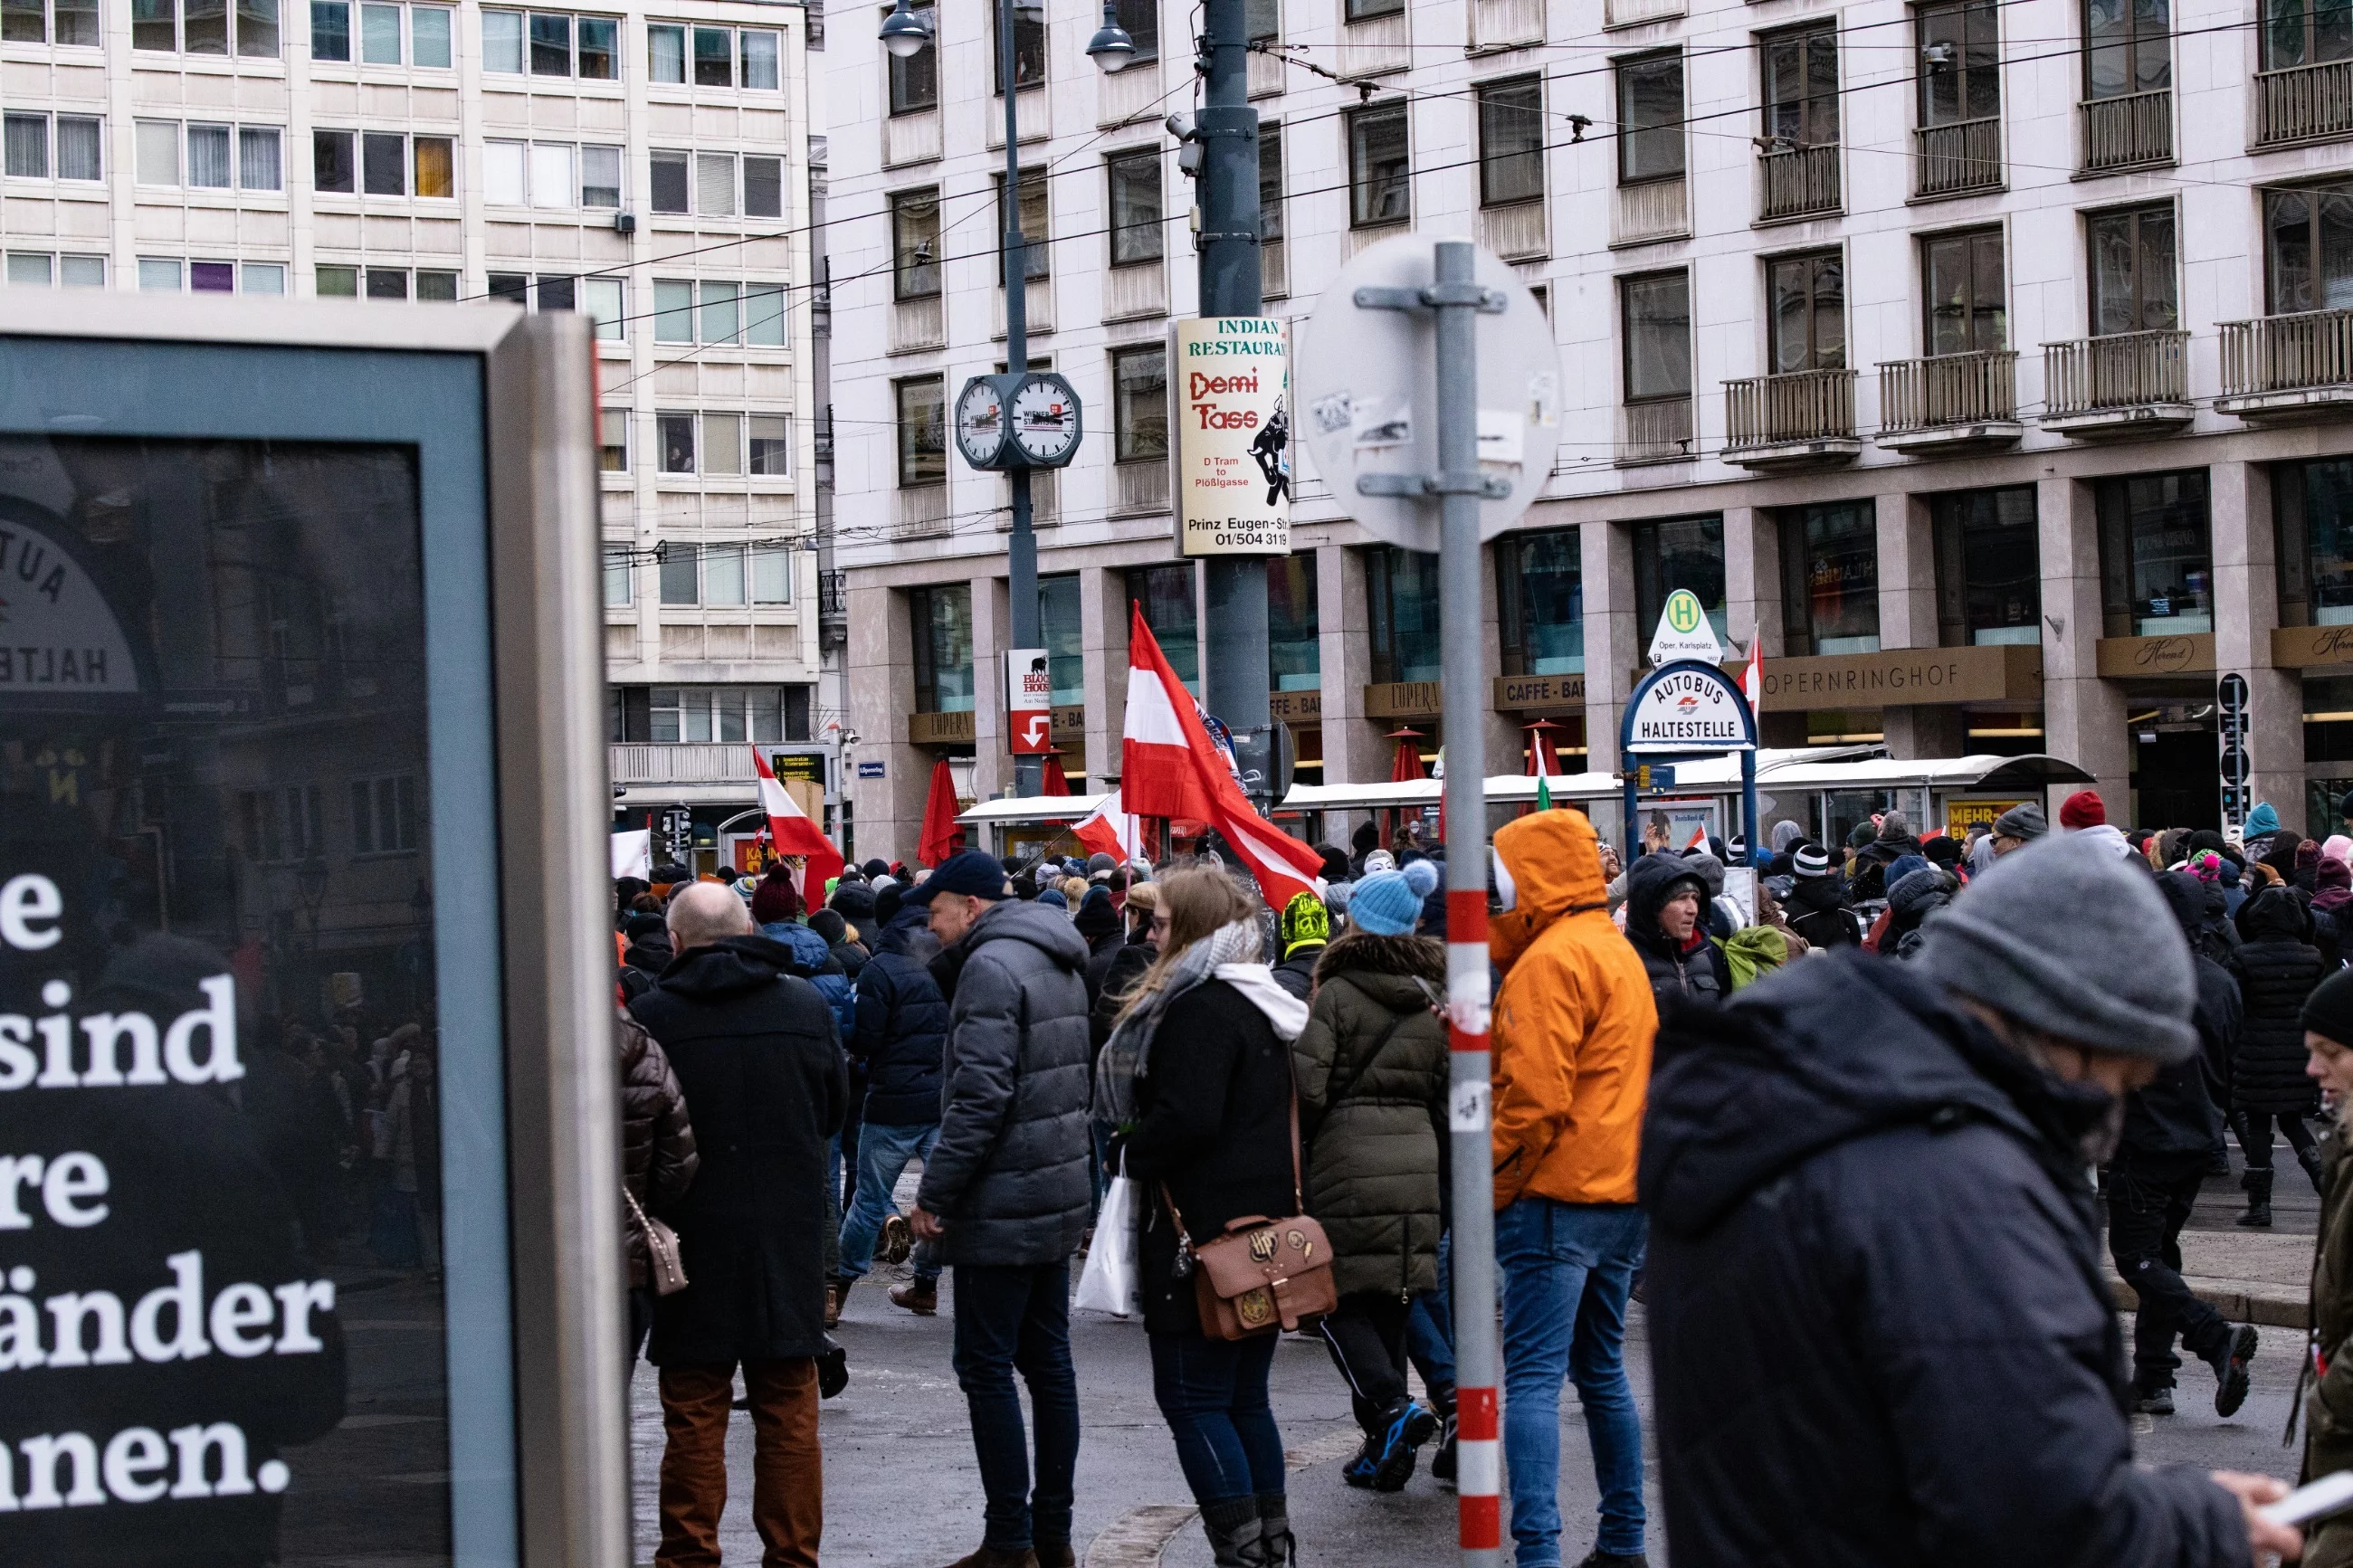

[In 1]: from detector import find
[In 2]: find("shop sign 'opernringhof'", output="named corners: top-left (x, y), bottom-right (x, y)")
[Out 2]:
top-left (1175, 317), bottom-right (1290, 557)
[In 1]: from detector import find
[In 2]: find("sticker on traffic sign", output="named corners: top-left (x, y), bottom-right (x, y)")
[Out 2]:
top-left (1647, 588), bottom-right (1725, 668)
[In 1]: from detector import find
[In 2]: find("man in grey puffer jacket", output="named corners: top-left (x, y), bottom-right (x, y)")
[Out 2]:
top-left (910, 850), bottom-right (1093, 1568)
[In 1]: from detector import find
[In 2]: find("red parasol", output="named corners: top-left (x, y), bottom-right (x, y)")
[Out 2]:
top-left (918, 757), bottom-right (964, 866)
top-left (1041, 755), bottom-right (1072, 796)
top-left (1387, 727), bottom-right (1428, 782)
top-left (1523, 717), bottom-right (1567, 779)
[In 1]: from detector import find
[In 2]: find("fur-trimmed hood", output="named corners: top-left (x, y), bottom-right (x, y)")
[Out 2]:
top-left (1314, 928), bottom-right (1445, 988)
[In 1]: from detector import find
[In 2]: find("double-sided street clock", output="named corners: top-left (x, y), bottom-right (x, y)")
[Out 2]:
top-left (953, 370), bottom-right (1083, 470)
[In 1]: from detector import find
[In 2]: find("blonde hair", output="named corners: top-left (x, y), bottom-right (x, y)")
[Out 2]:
top-left (1110, 869), bottom-right (1258, 1025)
top-left (1062, 876), bottom-right (1090, 904)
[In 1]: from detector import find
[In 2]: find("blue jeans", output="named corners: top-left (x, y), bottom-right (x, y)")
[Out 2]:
top-left (1148, 1329), bottom-right (1286, 1506)
top-left (1497, 1198), bottom-right (1647, 1564)
top-left (835, 1120), bottom-right (940, 1281)
top-left (951, 1262), bottom-right (1081, 1552)
top-left (1407, 1228), bottom-right (1457, 1398)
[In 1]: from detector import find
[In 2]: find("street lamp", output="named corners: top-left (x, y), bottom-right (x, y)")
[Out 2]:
top-left (877, 0), bottom-right (929, 58)
top-left (1084, 1), bottom-right (1135, 71)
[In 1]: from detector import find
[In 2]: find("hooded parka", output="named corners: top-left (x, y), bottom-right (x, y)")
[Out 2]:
top-left (1624, 853), bottom-right (1730, 1010)
top-left (851, 901), bottom-right (950, 1126)
top-left (619, 1007), bottom-right (699, 1288)
top-left (1488, 809), bottom-right (1660, 1209)
top-left (1292, 932), bottom-right (1450, 1299)
top-left (2301, 1127), bottom-right (2353, 1568)
top-left (2231, 885), bottom-right (2326, 1117)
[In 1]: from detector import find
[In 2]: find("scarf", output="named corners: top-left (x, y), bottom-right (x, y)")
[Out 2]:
top-left (1094, 918), bottom-right (1267, 1125)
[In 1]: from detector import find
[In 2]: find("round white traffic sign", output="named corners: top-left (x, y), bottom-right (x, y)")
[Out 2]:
top-left (1293, 233), bottom-right (1561, 551)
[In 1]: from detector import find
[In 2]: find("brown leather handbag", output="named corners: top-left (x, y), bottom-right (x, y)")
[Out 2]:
top-left (1166, 1098), bottom-right (1337, 1340)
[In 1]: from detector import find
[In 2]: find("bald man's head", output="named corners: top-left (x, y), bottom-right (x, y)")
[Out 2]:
top-left (668, 881), bottom-right (754, 953)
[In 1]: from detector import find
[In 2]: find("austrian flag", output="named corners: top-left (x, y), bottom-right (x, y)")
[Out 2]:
top-left (1071, 787), bottom-right (1144, 864)
top-left (753, 746), bottom-right (844, 910)
top-left (1119, 605), bottom-right (1325, 908)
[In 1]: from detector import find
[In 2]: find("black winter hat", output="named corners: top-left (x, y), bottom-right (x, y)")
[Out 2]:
top-left (2306, 966), bottom-right (2353, 1048)
top-left (914, 849), bottom-right (1013, 903)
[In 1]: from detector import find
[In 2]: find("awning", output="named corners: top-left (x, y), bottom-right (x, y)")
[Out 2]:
top-left (957, 793), bottom-right (1109, 826)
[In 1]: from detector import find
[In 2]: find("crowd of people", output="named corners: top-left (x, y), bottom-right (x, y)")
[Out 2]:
top-left (608, 784), bottom-right (2353, 1568)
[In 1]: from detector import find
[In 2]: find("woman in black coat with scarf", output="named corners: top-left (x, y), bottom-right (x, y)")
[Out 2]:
top-left (2230, 885), bottom-right (2327, 1222)
top-left (1103, 869), bottom-right (1308, 1568)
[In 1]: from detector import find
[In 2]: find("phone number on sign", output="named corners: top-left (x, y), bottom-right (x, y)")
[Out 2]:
top-left (1194, 527), bottom-right (1287, 550)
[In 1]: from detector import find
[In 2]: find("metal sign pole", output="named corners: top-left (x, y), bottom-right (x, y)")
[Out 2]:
top-left (1742, 749), bottom-right (1759, 864)
top-left (1431, 237), bottom-right (1502, 1568)
top-left (1001, 1), bottom-right (1042, 798)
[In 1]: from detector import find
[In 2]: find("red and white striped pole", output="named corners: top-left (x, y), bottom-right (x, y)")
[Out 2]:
top-left (1430, 238), bottom-right (1501, 1568)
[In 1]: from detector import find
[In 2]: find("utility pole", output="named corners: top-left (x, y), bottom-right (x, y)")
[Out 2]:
top-left (1194, 0), bottom-right (1273, 800)
top-left (1000, 0), bottom-right (1043, 798)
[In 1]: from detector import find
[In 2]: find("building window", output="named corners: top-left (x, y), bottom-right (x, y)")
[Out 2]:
top-left (1347, 0), bottom-right (1401, 24)
top-left (887, 0), bottom-right (937, 111)
top-left (141, 257), bottom-right (284, 294)
top-left (1930, 486), bottom-right (2040, 645)
top-left (484, 140), bottom-right (624, 209)
top-left (2089, 203), bottom-right (2177, 334)
top-left (1108, 151), bottom-right (1163, 266)
top-left (1496, 528), bottom-right (1583, 676)
top-left (2264, 0), bottom-right (2353, 70)
top-left (2098, 469), bottom-right (2211, 635)
top-left (657, 412), bottom-right (696, 473)
top-left (1347, 102), bottom-right (1410, 230)
top-left (3, 114), bottom-right (102, 182)
top-left (3, 0), bottom-right (100, 46)
top-left (990, 0), bottom-right (1045, 91)
top-left (477, 10), bottom-right (620, 77)
top-left (1621, 271), bottom-right (1691, 407)
top-left (1259, 119), bottom-right (1284, 245)
top-left (2084, 0), bottom-right (2169, 98)
top-left (2265, 180), bottom-right (2353, 314)
top-left (133, 0), bottom-right (278, 55)
top-left (896, 375), bottom-right (947, 487)
top-left (1039, 573), bottom-right (1084, 705)
top-left (891, 188), bottom-right (941, 298)
top-left (1269, 555), bottom-right (1319, 690)
top-left (993, 167), bottom-right (1051, 283)
top-left (143, 121), bottom-right (284, 192)
top-left (1112, 345), bottom-right (1167, 462)
top-left (599, 408), bottom-right (629, 471)
top-left (312, 2), bottom-right (453, 65)
top-left (311, 128), bottom-right (452, 197)
top-left (657, 540), bottom-right (701, 603)
top-left (749, 415), bottom-right (789, 477)
top-left (648, 149), bottom-right (786, 219)
top-left (644, 687), bottom-right (802, 744)
top-left (1247, 0), bottom-right (1278, 43)
top-left (1477, 76), bottom-right (1544, 207)
top-left (2276, 458), bottom-right (2353, 625)
top-left (241, 784), bottom-right (322, 862)
top-left (1128, 565), bottom-right (1198, 689)
top-left (5, 252), bottom-right (104, 287)
top-left (1762, 24), bottom-right (1839, 146)
top-left (1922, 227), bottom-right (2005, 354)
top-left (911, 584), bottom-right (976, 713)
top-left (1616, 52), bottom-right (1684, 185)
top-left (603, 545), bottom-right (632, 605)
top-left (650, 279), bottom-right (784, 345)
top-left (1918, 0), bottom-right (1999, 125)
top-left (350, 774), bottom-right (420, 855)
top-left (1633, 515), bottom-right (1728, 647)
top-left (1767, 249), bottom-right (1845, 372)
top-left (1777, 500), bottom-right (1881, 656)
top-left (1366, 546), bottom-right (1441, 685)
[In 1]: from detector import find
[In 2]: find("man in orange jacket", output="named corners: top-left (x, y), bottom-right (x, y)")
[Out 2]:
top-left (1488, 807), bottom-right (1660, 1568)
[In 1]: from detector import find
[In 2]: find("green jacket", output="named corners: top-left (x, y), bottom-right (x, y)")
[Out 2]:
top-left (1291, 933), bottom-right (1450, 1301)
top-left (2306, 1126), bottom-right (2353, 1568)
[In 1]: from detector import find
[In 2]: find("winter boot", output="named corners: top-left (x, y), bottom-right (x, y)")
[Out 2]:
top-left (880, 1212), bottom-right (914, 1265)
top-left (2132, 1384), bottom-right (2176, 1416)
top-left (938, 1548), bottom-right (1037, 1568)
top-left (824, 1277), bottom-right (853, 1328)
top-left (1252, 1492), bottom-right (1295, 1567)
top-left (1034, 1544), bottom-right (1076, 1568)
top-left (1199, 1496), bottom-right (1263, 1568)
top-left (2237, 1168), bottom-right (2275, 1228)
top-left (2206, 1323), bottom-right (2259, 1418)
top-left (818, 1335), bottom-right (849, 1400)
top-left (1427, 1387), bottom-right (1459, 1487)
top-left (2303, 1142), bottom-right (2329, 1196)
top-left (890, 1276), bottom-right (938, 1315)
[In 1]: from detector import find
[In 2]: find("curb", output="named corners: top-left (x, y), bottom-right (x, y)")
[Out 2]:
top-left (2110, 1275), bottom-right (2310, 1331)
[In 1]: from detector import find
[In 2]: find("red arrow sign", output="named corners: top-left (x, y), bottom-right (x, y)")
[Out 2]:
top-left (1012, 710), bottom-right (1053, 755)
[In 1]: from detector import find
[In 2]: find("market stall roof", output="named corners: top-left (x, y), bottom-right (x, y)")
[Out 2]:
top-left (957, 793), bottom-right (1109, 826)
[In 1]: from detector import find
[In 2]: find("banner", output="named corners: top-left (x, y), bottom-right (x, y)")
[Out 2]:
top-left (1176, 317), bottom-right (1290, 557)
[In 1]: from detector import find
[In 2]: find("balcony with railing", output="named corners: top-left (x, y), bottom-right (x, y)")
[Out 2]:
top-left (1112, 459), bottom-right (1171, 515)
top-left (1913, 117), bottom-right (2002, 198)
top-left (1605, 0), bottom-right (1683, 26)
top-left (1876, 349), bottom-right (2021, 453)
top-left (1612, 176), bottom-right (1689, 246)
top-left (1476, 200), bottom-right (1547, 261)
top-left (2217, 308), bottom-right (2353, 419)
top-left (1616, 398), bottom-right (1694, 464)
top-left (1468, 0), bottom-right (1543, 51)
top-left (1757, 142), bottom-right (1840, 223)
top-left (889, 291), bottom-right (945, 354)
top-left (2256, 57), bottom-right (2353, 147)
top-left (1723, 367), bottom-right (1860, 469)
top-left (2077, 90), bottom-right (2173, 174)
top-left (2042, 329), bottom-right (2192, 435)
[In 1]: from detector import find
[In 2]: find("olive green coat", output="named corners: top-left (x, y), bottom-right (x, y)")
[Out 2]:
top-left (1291, 933), bottom-right (1450, 1301)
top-left (2308, 1127), bottom-right (2353, 1568)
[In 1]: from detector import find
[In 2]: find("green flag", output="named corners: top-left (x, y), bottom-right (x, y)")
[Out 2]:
top-left (1536, 774), bottom-right (1552, 812)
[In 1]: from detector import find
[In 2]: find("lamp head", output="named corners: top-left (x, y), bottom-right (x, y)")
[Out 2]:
top-left (1086, 0), bottom-right (1134, 71)
top-left (878, 0), bottom-right (930, 60)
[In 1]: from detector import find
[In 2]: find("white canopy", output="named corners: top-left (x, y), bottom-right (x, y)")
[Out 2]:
top-left (957, 793), bottom-right (1109, 826)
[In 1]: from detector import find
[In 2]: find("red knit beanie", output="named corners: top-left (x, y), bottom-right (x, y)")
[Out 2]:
top-left (2058, 790), bottom-right (2107, 830)
top-left (749, 869), bottom-right (799, 926)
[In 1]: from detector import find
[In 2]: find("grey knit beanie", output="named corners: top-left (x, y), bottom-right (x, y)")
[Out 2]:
top-left (1993, 802), bottom-right (2047, 841)
top-left (1917, 832), bottom-right (2197, 1062)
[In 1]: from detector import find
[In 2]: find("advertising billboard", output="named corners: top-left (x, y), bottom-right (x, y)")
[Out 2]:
top-left (1175, 317), bottom-right (1290, 557)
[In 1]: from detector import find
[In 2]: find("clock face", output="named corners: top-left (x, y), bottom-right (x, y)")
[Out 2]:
top-left (955, 378), bottom-right (1006, 467)
top-left (1010, 375), bottom-right (1081, 466)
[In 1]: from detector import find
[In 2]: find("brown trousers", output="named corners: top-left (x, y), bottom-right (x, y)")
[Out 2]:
top-left (657, 1357), bottom-right (823, 1568)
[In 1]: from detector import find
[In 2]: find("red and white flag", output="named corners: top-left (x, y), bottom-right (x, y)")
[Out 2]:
top-left (753, 747), bottom-right (844, 911)
top-left (1742, 639), bottom-right (1763, 717)
top-left (1119, 605), bottom-right (1325, 908)
top-left (1071, 787), bottom-right (1143, 863)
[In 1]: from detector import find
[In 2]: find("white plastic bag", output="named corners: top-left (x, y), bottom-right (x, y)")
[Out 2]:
top-left (1074, 1165), bottom-right (1141, 1318)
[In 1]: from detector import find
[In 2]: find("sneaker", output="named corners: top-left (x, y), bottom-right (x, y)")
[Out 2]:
top-left (891, 1277), bottom-right (938, 1316)
top-left (880, 1213), bottom-right (913, 1266)
top-left (2133, 1386), bottom-right (2176, 1416)
top-left (1364, 1398), bottom-right (1437, 1494)
top-left (1342, 1434), bottom-right (1381, 1490)
top-left (1430, 1411), bottom-right (1458, 1487)
top-left (2209, 1323), bottom-right (2258, 1418)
